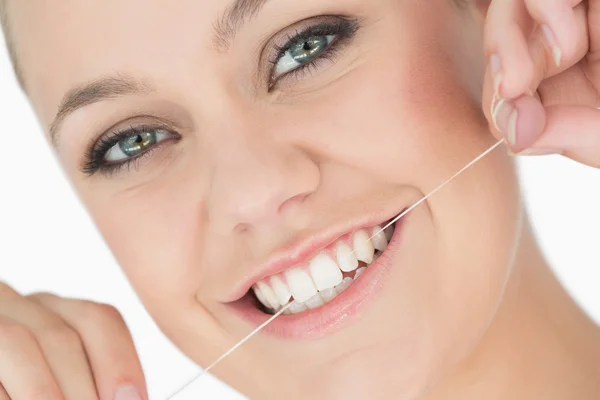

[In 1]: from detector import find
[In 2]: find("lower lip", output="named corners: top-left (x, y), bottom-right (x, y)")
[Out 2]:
top-left (229, 216), bottom-right (407, 340)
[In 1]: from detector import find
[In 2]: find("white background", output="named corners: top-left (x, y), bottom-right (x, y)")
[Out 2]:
top-left (1, 31), bottom-right (599, 399)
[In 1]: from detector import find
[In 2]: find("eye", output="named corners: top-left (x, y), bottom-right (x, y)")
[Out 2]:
top-left (104, 128), bottom-right (171, 162)
top-left (82, 124), bottom-right (179, 176)
top-left (273, 35), bottom-right (336, 78)
top-left (267, 17), bottom-right (360, 85)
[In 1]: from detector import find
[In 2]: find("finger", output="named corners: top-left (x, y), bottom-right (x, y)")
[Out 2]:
top-left (485, 0), bottom-right (587, 99)
top-left (485, 0), bottom-right (535, 99)
top-left (525, 105), bottom-right (600, 168)
top-left (0, 281), bottom-right (20, 298)
top-left (0, 316), bottom-right (64, 400)
top-left (0, 295), bottom-right (99, 400)
top-left (528, 2), bottom-right (589, 88)
top-left (489, 94), bottom-right (547, 150)
top-left (524, 0), bottom-right (583, 67)
top-left (0, 383), bottom-right (10, 400)
top-left (537, 61), bottom-right (599, 109)
top-left (483, 3), bottom-right (589, 141)
top-left (30, 294), bottom-right (148, 400)
top-left (589, 0), bottom-right (600, 54)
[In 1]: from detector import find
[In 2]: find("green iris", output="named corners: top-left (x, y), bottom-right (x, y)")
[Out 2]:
top-left (119, 131), bottom-right (157, 157)
top-left (288, 36), bottom-right (329, 65)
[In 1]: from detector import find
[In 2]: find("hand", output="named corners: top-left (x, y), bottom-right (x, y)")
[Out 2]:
top-left (0, 282), bottom-right (147, 399)
top-left (483, 0), bottom-right (600, 168)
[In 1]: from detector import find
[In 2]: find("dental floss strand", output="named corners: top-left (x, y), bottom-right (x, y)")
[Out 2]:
top-left (165, 303), bottom-right (292, 399)
top-left (166, 138), bottom-right (506, 399)
top-left (368, 139), bottom-right (506, 241)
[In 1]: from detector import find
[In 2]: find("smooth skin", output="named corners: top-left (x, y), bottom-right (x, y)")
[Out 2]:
top-left (0, 0), bottom-right (599, 399)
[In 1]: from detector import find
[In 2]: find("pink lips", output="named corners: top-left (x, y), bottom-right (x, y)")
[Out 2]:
top-left (229, 216), bottom-right (406, 340)
top-left (223, 211), bottom-right (405, 304)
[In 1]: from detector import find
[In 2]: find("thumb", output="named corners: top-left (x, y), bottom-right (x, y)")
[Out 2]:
top-left (524, 105), bottom-right (600, 168)
top-left (490, 93), bottom-right (546, 150)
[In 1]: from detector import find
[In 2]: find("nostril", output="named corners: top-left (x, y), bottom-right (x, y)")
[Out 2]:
top-left (278, 192), bottom-right (311, 214)
top-left (234, 222), bottom-right (252, 234)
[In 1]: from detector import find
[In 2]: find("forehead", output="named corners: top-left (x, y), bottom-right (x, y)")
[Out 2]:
top-left (8, 0), bottom-right (238, 125)
top-left (8, 0), bottom-right (443, 132)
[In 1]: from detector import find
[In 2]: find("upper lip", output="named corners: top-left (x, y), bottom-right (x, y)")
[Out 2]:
top-left (224, 207), bottom-right (402, 303)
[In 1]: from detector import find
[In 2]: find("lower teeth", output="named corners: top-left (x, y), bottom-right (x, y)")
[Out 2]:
top-left (251, 218), bottom-right (397, 316)
top-left (273, 250), bottom-right (382, 315)
top-left (282, 276), bottom-right (353, 315)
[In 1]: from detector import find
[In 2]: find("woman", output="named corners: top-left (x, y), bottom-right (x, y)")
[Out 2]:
top-left (0, 0), bottom-right (599, 399)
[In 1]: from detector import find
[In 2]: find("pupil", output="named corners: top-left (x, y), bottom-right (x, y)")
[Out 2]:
top-left (119, 131), bottom-right (156, 157)
top-left (290, 35), bottom-right (327, 64)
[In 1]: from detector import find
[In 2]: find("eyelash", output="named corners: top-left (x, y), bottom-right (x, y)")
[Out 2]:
top-left (268, 17), bottom-right (359, 89)
top-left (82, 124), bottom-right (177, 176)
top-left (82, 17), bottom-right (360, 176)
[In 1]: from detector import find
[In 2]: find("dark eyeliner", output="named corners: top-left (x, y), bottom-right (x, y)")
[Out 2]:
top-left (268, 16), bottom-right (360, 88)
top-left (82, 124), bottom-right (176, 176)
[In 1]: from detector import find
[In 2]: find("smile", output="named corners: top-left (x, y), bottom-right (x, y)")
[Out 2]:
top-left (252, 223), bottom-right (394, 315)
top-left (230, 208), bottom-right (407, 339)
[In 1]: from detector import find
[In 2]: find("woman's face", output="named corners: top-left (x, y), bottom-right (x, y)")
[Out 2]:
top-left (9, 0), bottom-right (522, 398)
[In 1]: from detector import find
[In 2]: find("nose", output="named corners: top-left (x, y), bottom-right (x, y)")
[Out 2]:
top-left (207, 137), bottom-right (320, 233)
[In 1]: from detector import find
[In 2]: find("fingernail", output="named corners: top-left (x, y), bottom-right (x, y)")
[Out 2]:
top-left (541, 24), bottom-right (562, 67)
top-left (489, 54), bottom-right (503, 94)
top-left (517, 148), bottom-right (560, 156)
top-left (115, 386), bottom-right (142, 400)
top-left (491, 98), bottom-right (518, 146)
top-left (490, 95), bottom-right (503, 131)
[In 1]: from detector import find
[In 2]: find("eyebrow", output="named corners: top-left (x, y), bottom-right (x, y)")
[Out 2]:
top-left (213, 0), bottom-right (271, 50)
top-left (49, 75), bottom-right (153, 147)
top-left (49, 0), bottom-right (270, 146)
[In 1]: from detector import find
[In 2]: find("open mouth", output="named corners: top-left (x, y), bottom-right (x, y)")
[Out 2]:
top-left (251, 221), bottom-right (396, 316)
top-left (229, 208), bottom-right (408, 339)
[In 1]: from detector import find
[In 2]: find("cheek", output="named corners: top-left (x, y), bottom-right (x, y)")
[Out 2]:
top-left (418, 153), bottom-right (522, 388)
top-left (390, 38), bottom-right (523, 376)
top-left (80, 175), bottom-right (206, 310)
top-left (278, 10), bottom-right (489, 190)
top-left (281, 11), bottom-right (522, 385)
top-left (81, 178), bottom-right (237, 358)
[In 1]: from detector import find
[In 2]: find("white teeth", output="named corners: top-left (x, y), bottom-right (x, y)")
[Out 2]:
top-left (269, 276), bottom-right (292, 306)
top-left (284, 301), bottom-right (307, 315)
top-left (304, 293), bottom-right (325, 309)
top-left (309, 253), bottom-right (343, 291)
top-left (371, 226), bottom-right (388, 251)
top-left (255, 281), bottom-right (279, 310)
top-left (353, 230), bottom-right (375, 264)
top-left (319, 287), bottom-right (338, 303)
top-left (284, 268), bottom-right (318, 303)
top-left (384, 224), bottom-right (395, 241)
top-left (354, 267), bottom-right (367, 280)
top-left (254, 222), bottom-right (392, 314)
top-left (336, 242), bottom-right (359, 272)
top-left (253, 285), bottom-right (269, 309)
top-left (253, 284), bottom-right (277, 310)
top-left (335, 277), bottom-right (353, 294)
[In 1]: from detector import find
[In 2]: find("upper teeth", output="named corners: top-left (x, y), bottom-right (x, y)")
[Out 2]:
top-left (309, 254), bottom-right (343, 291)
top-left (336, 242), bottom-right (358, 272)
top-left (252, 224), bottom-right (394, 314)
top-left (371, 227), bottom-right (388, 252)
